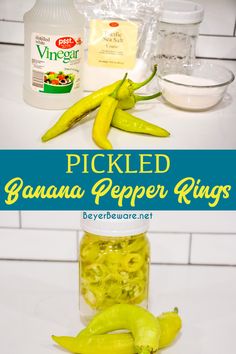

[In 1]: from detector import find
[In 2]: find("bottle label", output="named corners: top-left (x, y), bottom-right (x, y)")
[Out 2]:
top-left (31, 33), bottom-right (83, 94)
top-left (88, 19), bottom-right (138, 69)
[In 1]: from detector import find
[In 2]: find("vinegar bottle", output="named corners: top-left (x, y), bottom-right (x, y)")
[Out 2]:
top-left (23, 0), bottom-right (84, 110)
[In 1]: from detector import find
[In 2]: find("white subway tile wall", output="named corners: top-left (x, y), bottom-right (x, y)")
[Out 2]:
top-left (0, 211), bottom-right (235, 265)
top-left (191, 233), bottom-right (236, 265)
top-left (148, 232), bottom-right (190, 264)
top-left (0, 212), bottom-right (19, 228)
top-left (0, 228), bottom-right (78, 261)
top-left (149, 211), bottom-right (236, 233)
top-left (196, 36), bottom-right (236, 59)
top-left (0, 22), bottom-right (23, 44)
top-left (0, 0), bottom-right (34, 21)
top-left (196, 0), bottom-right (236, 36)
top-left (0, 0), bottom-right (236, 59)
top-left (21, 211), bottom-right (81, 230)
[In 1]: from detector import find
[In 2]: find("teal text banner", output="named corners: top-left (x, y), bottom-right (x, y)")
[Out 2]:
top-left (0, 150), bottom-right (235, 210)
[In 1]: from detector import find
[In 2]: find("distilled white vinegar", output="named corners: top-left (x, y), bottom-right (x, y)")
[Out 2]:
top-left (23, 0), bottom-right (84, 110)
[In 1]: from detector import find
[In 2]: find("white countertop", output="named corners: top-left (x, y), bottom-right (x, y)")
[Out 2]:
top-left (0, 44), bottom-right (236, 149)
top-left (0, 260), bottom-right (236, 354)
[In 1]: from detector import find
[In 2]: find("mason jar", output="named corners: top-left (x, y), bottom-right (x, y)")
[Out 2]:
top-left (79, 212), bottom-right (150, 324)
top-left (155, 0), bottom-right (204, 73)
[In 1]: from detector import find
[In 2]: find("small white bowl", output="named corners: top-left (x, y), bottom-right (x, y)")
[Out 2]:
top-left (158, 61), bottom-right (235, 111)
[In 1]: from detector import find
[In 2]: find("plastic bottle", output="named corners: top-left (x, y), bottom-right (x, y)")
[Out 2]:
top-left (79, 212), bottom-right (150, 324)
top-left (23, 0), bottom-right (84, 110)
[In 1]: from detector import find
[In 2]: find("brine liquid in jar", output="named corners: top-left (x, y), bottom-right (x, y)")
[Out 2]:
top-left (79, 214), bottom-right (150, 324)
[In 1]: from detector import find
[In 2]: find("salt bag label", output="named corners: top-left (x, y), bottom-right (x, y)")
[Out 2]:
top-left (31, 33), bottom-right (83, 94)
top-left (88, 20), bottom-right (138, 69)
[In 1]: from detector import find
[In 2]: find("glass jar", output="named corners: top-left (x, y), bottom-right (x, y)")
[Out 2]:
top-left (155, 0), bottom-right (204, 73)
top-left (79, 213), bottom-right (150, 324)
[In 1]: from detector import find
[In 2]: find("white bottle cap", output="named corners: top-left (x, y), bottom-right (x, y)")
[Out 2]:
top-left (81, 211), bottom-right (150, 237)
top-left (160, 0), bottom-right (204, 24)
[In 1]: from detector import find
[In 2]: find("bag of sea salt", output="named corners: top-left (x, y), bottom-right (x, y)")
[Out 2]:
top-left (76, 0), bottom-right (162, 91)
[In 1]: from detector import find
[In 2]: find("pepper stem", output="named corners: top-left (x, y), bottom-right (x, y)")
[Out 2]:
top-left (111, 73), bottom-right (128, 99)
top-left (132, 64), bottom-right (158, 91)
top-left (134, 91), bottom-right (162, 102)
